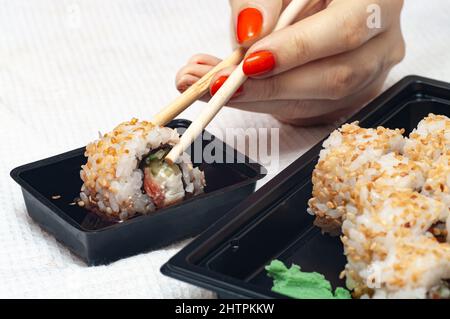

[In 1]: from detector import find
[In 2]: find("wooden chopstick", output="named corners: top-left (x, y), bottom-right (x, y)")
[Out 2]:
top-left (152, 48), bottom-right (245, 127)
top-left (165, 0), bottom-right (312, 164)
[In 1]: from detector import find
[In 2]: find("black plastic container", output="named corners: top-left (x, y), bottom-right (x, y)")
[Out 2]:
top-left (161, 76), bottom-right (450, 298)
top-left (10, 119), bottom-right (265, 266)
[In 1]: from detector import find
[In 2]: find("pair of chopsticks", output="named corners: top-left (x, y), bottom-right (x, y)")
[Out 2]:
top-left (153, 0), bottom-right (312, 164)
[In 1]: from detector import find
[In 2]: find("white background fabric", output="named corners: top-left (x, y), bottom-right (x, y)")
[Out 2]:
top-left (0, 0), bottom-right (449, 298)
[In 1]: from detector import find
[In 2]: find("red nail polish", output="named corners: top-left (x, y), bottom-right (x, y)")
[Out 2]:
top-left (237, 8), bottom-right (263, 44)
top-left (210, 76), bottom-right (243, 97)
top-left (243, 51), bottom-right (275, 76)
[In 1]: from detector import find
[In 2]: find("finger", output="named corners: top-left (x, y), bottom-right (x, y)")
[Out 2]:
top-left (223, 74), bottom-right (387, 122)
top-left (176, 63), bottom-right (216, 80)
top-left (242, 0), bottom-right (398, 77)
top-left (176, 74), bottom-right (200, 93)
top-left (224, 98), bottom-right (357, 118)
top-left (208, 65), bottom-right (242, 97)
top-left (274, 74), bottom-right (388, 125)
top-left (282, 0), bottom-right (332, 22)
top-left (276, 74), bottom-right (388, 124)
top-left (273, 106), bottom-right (357, 126)
top-left (233, 28), bottom-right (402, 101)
top-left (230, 0), bottom-right (283, 47)
top-left (187, 53), bottom-right (222, 66)
top-left (175, 63), bottom-right (215, 89)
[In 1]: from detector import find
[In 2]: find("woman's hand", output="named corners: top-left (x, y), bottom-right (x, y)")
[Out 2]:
top-left (176, 0), bottom-right (405, 126)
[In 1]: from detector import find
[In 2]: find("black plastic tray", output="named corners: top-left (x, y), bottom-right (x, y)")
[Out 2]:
top-left (161, 76), bottom-right (450, 298)
top-left (10, 119), bottom-right (265, 266)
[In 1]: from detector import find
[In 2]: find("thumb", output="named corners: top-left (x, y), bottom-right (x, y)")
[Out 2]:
top-left (230, 0), bottom-right (283, 48)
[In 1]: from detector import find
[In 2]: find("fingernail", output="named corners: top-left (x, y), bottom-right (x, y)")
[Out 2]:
top-left (210, 76), bottom-right (243, 97)
top-left (237, 8), bottom-right (263, 44)
top-left (243, 51), bottom-right (275, 76)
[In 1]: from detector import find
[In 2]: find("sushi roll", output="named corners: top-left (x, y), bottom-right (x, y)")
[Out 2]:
top-left (79, 118), bottom-right (205, 220)
top-left (309, 115), bottom-right (450, 299)
top-left (307, 122), bottom-right (406, 235)
top-left (405, 113), bottom-right (450, 244)
top-left (369, 236), bottom-right (450, 299)
top-left (422, 155), bottom-right (450, 212)
top-left (342, 187), bottom-right (449, 298)
top-left (404, 113), bottom-right (450, 168)
top-left (422, 155), bottom-right (450, 243)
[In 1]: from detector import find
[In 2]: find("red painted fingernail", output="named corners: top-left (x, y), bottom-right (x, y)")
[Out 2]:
top-left (210, 76), bottom-right (243, 97)
top-left (210, 76), bottom-right (226, 96)
top-left (237, 8), bottom-right (263, 44)
top-left (243, 51), bottom-right (275, 76)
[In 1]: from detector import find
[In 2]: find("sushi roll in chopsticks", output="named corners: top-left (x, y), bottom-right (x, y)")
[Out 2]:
top-left (79, 118), bottom-right (205, 220)
top-left (307, 123), bottom-right (406, 235)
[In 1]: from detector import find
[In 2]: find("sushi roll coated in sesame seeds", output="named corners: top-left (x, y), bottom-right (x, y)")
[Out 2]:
top-left (79, 118), bottom-right (205, 220)
top-left (421, 155), bottom-right (450, 245)
top-left (404, 114), bottom-right (450, 168)
top-left (368, 236), bottom-right (450, 299)
top-left (309, 114), bottom-right (450, 299)
top-left (307, 122), bottom-right (405, 235)
top-left (422, 155), bottom-right (450, 215)
top-left (342, 187), bottom-right (449, 298)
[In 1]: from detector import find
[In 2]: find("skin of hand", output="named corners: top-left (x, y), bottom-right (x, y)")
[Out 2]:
top-left (176, 0), bottom-right (405, 126)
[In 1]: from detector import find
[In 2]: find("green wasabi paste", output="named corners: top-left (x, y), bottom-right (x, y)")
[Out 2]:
top-left (265, 260), bottom-right (351, 299)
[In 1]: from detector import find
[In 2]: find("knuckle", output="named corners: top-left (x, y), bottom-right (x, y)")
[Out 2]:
top-left (389, 0), bottom-right (405, 12)
top-left (381, 34), bottom-right (406, 71)
top-left (184, 64), bottom-right (197, 75)
top-left (187, 54), bottom-right (205, 64)
top-left (178, 64), bottom-right (191, 76)
top-left (175, 80), bottom-right (185, 92)
top-left (175, 68), bottom-right (186, 85)
top-left (291, 31), bottom-right (312, 64)
top-left (175, 65), bottom-right (191, 84)
top-left (181, 64), bottom-right (205, 77)
top-left (340, 12), bottom-right (368, 49)
top-left (326, 65), bottom-right (356, 99)
top-left (175, 74), bottom-right (190, 92)
top-left (362, 57), bottom-right (379, 81)
top-left (343, 29), bottom-right (364, 50)
top-left (391, 37), bottom-right (406, 66)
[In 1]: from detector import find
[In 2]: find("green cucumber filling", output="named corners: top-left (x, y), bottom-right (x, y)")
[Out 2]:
top-left (144, 147), bottom-right (180, 177)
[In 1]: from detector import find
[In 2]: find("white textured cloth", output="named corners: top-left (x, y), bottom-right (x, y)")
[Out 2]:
top-left (0, 0), bottom-right (449, 298)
